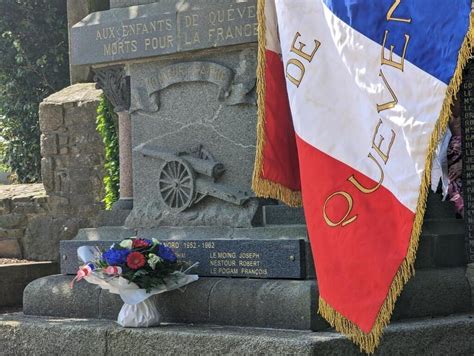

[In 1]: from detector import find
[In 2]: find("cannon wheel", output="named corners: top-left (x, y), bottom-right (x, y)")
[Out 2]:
top-left (158, 159), bottom-right (195, 212)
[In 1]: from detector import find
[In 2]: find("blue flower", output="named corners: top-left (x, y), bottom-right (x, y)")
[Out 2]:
top-left (102, 248), bottom-right (130, 266)
top-left (157, 245), bottom-right (177, 263)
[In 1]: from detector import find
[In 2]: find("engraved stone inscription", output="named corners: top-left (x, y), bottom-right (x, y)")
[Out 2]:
top-left (178, 3), bottom-right (258, 51)
top-left (71, 0), bottom-right (257, 65)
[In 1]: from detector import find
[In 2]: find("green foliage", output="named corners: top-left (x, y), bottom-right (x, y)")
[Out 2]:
top-left (0, 140), bottom-right (11, 174)
top-left (0, 0), bottom-right (69, 182)
top-left (96, 95), bottom-right (120, 209)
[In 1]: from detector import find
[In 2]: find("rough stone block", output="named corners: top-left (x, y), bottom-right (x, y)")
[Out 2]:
top-left (0, 198), bottom-right (12, 214)
top-left (54, 171), bottom-right (70, 195)
top-left (53, 156), bottom-right (73, 170)
top-left (69, 180), bottom-right (93, 196)
top-left (41, 158), bottom-right (55, 193)
top-left (22, 216), bottom-right (89, 261)
top-left (69, 194), bottom-right (97, 207)
top-left (0, 228), bottom-right (24, 239)
top-left (57, 133), bottom-right (69, 146)
top-left (68, 153), bottom-right (104, 168)
top-left (64, 102), bottom-right (100, 126)
top-left (46, 196), bottom-right (70, 215)
top-left (0, 238), bottom-right (22, 258)
top-left (39, 102), bottom-right (64, 132)
top-left (0, 214), bottom-right (26, 229)
top-left (40, 134), bottom-right (59, 156)
top-left (33, 195), bottom-right (49, 206)
top-left (42, 83), bottom-right (102, 106)
top-left (12, 202), bottom-right (40, 215)
top-left (73, 204), bottom-right (104, 218)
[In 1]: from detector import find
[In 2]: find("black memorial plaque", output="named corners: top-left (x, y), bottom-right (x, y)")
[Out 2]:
top-left (461, 60), bottom-right (474, 263)
top-left (60, 239), bottom-right (309, 279)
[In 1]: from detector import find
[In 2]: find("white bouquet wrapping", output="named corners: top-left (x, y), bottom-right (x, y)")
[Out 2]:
top-left (73, 239), bottom-right (199, 327)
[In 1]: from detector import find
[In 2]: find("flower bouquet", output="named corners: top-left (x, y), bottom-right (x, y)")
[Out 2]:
top-left (72, 237), bottom-right (198, 327)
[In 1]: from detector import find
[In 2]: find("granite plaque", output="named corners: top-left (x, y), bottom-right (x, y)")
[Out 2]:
top-left (60, 239), bottom-right (308, 279)
top-left (461, 60), bottom-right (474, 264)
top-left (71, 0), bottom-right (258, 65)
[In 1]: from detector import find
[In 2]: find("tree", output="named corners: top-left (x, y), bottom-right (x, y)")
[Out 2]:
top-left (0, 0), bottom-right (69, 182)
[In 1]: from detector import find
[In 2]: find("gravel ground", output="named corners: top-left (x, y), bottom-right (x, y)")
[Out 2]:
top-left (0, 258), bottom-right (32, 265)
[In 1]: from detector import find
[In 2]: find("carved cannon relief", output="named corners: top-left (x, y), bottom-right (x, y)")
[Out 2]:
top-left (135, 143), bottom-right (251, 213)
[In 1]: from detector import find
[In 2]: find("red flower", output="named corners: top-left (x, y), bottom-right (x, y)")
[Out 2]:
top-left (126, 252), bottom-right (146, 270)
top-left (132, 239), bottom-right (150, 249)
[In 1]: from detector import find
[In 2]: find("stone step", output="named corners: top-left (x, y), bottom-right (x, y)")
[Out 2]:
top-left (24, 268), bottom-right (471, 330)
top-left (424, 192), bottom-right (457, 219)
top-left (416, 232), bottom-right (467, 268)
top-left (0, 312), bottom-right (472, 355)
top-left (261, 192), bottom-right (459, 226)
top-left (74, 224), bottom-right (309, 241)
top-left (0, 262), bottom-right (58, 307)
top-left (421, 218), bottom-right (464, 235)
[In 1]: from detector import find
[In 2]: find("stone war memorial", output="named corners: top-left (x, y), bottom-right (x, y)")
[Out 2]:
top-left (0, 0), bottom-right (473, 355)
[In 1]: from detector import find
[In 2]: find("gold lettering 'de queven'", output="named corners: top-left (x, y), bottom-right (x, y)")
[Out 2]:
top-left (323, 0), bottom-right (410, 228)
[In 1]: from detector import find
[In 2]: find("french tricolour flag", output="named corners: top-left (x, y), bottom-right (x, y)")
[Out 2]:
top-left (253, 0), bottom-right (472, 352)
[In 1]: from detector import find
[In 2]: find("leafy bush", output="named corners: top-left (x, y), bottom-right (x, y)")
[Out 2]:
top-left (0, 0), bottom-right (69, 182)
top-left (96, 95), bottom-right (120, 210)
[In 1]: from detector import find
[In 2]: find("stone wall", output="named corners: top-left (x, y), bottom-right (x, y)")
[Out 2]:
top-left (0, 83), bottom-right (106, 261)
top-left (0, 185), bottom-right (47, 259)
top-left (39, 83), bottom-right (105, 216)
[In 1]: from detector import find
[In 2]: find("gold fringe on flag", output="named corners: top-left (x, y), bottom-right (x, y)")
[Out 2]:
top-left (252, 0), bottom-right (302, 208)
top-left (319, 12), bottom-right (474, 355)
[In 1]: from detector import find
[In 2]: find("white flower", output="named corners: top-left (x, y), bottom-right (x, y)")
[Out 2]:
top-left (152, 238), bottom-right (160, 245)
top-left (147, 253), bottom-right (163, 270)
top-left (119, 239), bottom-right (133, 250)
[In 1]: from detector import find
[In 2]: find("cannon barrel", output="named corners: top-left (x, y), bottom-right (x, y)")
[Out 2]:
top-left (196, 178), bottom-right (251, 206)
top-left (180, 155), bottom-right (224, 179)
top-left (136, 144), bottom-right (177, 161)
top-left (136, 144), bottom-right (224, 179)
